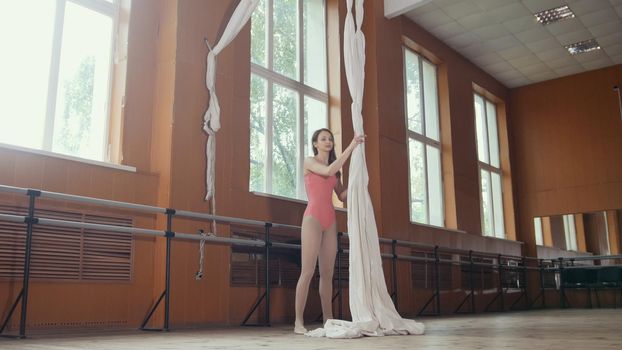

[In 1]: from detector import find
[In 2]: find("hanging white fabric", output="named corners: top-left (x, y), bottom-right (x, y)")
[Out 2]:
top-left (203, 0), bottom-right (259, 201)
top-left (306, 0), bottom-right (424, 338)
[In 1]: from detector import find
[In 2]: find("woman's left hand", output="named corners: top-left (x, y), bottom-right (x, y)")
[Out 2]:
top-left (351, 134), bottom-right (366, 147)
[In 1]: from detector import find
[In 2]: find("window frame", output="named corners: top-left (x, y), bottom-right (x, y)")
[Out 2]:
top-left (474, 93), bottom-right (505, 239)
top-left (603, 211), bottom-right (611, 254)
top-left (44, 0), bottom-right (119, 160)
top-left (533, 217), bottom-right (544, 246)
top-left (250, 0), bottom-right (329, 200)
top-left (562, 214), bottom-right (578, 251)
top-left (403, 46), bottom-right (444, 227)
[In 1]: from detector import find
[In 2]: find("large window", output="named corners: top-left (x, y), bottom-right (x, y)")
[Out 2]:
top-left (403, 48), bottom-right (443, 226)
top-left (249, 0), bottom-right (328, 200)
top-left (0, 0), bottom-right (122, 162)
top-left (474, 94), bottom-right (505, 238)
top-left (562, 214), bottom-right (578, 251)
top-left (533, 217), bottom-right (544, 246)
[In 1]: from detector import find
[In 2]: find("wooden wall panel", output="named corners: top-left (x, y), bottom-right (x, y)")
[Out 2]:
top-left (606, 210), bottom-right (620, 255)
top-left (510, 64), bottom-right (622, 258)
top-left (574, 214), bottom-right (587, 253)
top-left (121, 0), bottom-right (161, 171)
top-left (585, 212), bottom-right (609, 255)
top-left (550, 216), bottom-right (566, 250)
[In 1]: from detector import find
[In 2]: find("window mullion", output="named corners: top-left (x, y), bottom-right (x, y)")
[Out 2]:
top-left (403, 47), bottom-right (413, 221)
top-left (298, 0), bottom-right (303, 84)
top-left (251, 63), bottom-right (327, 102)
top-left (295, 0), bottom-right (304, 199)
top-left (481, 94), bottom-right (491, 165)
top-left (418, 57), bottom-right (425, 136)
top-left (266, 82), bottom-right (274, 194)
top-left (268, 0), bottom-right (274, 71)
top-left (298, 91), bottom-right (304, 199)
top-left (406, 136), bottom-right (414, 222)
top-left (68, 0), bottom-right (115, 16)
top-left (43, 0), bottom-right (67, 151)
top-left (296, 0), bottom-right (311, 198)
top-left (423, 143), bottom-right (431, 225)
top-left (478, 160), bottom-right (498, 173)
top-left (265, 0), bottom-right (274, 193)
top-left (408, 130), bottom-right (440, 148)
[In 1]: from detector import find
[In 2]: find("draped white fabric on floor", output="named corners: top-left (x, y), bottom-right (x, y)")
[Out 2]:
top-left (306, 0), bottom-right (424, 338)
top-left (203, 0), bottom-right (259, 201)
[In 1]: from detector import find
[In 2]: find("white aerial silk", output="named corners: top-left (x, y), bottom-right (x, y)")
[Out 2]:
top-left (306, 0), bottom-right (424, 338)
top-left (203, 0), bottom-right (259, 201)
top-left (197, 1), bottom-right (259, 276)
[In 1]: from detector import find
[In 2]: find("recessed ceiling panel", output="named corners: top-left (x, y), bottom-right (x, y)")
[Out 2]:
top-left (403, 0), bottom-right (622, 87)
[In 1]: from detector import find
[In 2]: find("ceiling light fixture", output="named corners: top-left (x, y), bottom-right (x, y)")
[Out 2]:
top-left (534, 5), bottom-right (575, 25)
top-left (565, 39), bottom-right (601, 55)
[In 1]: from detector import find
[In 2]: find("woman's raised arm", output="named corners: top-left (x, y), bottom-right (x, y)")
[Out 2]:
top-left (304, 135), bottom-right (366, 176)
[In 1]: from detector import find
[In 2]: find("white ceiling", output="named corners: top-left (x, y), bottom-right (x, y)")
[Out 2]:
top-left (386, 0), bottom-right (622, 88)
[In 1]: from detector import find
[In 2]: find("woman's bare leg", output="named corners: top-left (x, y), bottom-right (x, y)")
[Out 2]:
top-left (318, 223), bottom-right (337, 324)
top-left (294, 217), bottom-right (322, 333)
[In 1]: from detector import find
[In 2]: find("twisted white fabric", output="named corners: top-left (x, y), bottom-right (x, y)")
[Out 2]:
top-left (307, 0), bottom-right (424, 338)
top-left (204, 0), bottom-right (259, 201)
top-left (197, 1), bottom-right (258, 279)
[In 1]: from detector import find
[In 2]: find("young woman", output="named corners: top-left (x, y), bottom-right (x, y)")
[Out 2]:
top-left (294, 128), bottom-right (365, 334)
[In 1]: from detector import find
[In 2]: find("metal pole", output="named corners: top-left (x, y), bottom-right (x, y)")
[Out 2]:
top-left (19, 189), bottom-right (40, 338)
top-left (539, 259), bottom-right (546, 308)
top-left (434, 246), bottom-right (440, 314)
top-left (164, 209), bottom-right (175, 331)
top-left (392, 239), bottom-right (398, 308)
top-left (558, 257), bottom-right (566, 309)
top-left (337, 232), bottom-right (343, 319)
top-left (470, 250), bottom-right (475, 313)
top-left (264, 223), bottom-right (272, 326)
top-left (522, 257), bottom-right (529, 308)
top-left (498, 254), bottom-right (505, 311)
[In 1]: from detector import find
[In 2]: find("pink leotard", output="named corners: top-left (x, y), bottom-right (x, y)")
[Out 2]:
top-left (303, 172), bottom-right (337, 231)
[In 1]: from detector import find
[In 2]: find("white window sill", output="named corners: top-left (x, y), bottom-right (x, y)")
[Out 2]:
top-left (482, 233), bottom-right (523, 245)
top-left (410, 220), bottom-right (467, 234)
top-left (252, 191), bottom-right (307, 205)
top-left (251, 191), bottom-right (347, 212)
top-left (0, 142), bottom-right (136, 173)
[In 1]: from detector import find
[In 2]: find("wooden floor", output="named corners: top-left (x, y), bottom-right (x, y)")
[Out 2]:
top-left (1, 309), bottom-right (620, 349)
